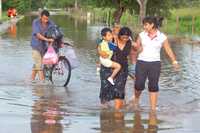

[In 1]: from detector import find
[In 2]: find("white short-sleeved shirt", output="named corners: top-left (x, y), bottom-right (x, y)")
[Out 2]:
top-left (137, 30), bottom-right (167, 62)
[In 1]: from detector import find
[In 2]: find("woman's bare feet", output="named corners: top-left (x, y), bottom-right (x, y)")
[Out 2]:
top-left (126, 96), bottom-right (140, 111)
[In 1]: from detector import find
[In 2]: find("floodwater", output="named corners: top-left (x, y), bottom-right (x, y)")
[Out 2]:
top-left (0, 15), bottom-right (200, 133)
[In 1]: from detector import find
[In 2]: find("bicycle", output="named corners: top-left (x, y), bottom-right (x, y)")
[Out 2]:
top-left (43, 42), bottom-right (72, 87)
top-left (43, 25), bottom-right (72, 87)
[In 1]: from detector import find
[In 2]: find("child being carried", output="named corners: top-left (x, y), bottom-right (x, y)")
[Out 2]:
top-left (98, 28), bottom-right (121, 85)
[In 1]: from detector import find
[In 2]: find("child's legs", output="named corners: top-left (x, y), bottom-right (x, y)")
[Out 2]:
top-left (99, 57), bottom-right (121, 79)
top-left (110, 61), bottom-right (121, 79)
top-left (100, 57), bottom-right (121, 79)
top-left (99, 57), bottom-right (112, 67)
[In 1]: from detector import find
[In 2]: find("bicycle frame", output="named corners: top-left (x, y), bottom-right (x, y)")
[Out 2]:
top-left (43, 40), bottom-right (72, 86)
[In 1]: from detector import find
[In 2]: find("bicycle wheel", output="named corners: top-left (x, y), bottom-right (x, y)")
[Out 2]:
top-left (50, 56), bottom-right (71, 87)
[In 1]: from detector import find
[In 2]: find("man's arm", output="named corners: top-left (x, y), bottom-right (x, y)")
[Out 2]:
top-left (32, 19), bottom-right (54, 43)
top-left (36, 33), bottom-right (54, 42)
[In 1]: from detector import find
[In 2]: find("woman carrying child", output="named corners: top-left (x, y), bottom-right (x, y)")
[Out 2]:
top-left (98, 28), bottom-right (121, 85)
top-left (99, 27), bottom-right (132, 109)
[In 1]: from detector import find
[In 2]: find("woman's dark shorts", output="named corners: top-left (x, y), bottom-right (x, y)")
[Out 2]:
top-left (135, 60), bottom-right (161, 92)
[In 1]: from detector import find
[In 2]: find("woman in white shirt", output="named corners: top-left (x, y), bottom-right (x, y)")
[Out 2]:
top-left (133, 16), bottom-right (179, 111)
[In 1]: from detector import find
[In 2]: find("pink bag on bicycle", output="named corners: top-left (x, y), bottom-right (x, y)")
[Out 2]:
top-left (42, 46), bottom-right (58, 65)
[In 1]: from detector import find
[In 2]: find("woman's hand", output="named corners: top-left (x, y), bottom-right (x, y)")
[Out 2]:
top-left (132, 41), bottom-right (143, 53)
top-left (132, 36), bottom-right (143, 53)
top-left (172, 60), bottom-right (180, 71)
top-left (132, 42), bottom-right (137, 48)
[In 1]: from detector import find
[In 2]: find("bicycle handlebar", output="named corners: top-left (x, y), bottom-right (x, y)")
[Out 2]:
top-left (63, 42), bottom-right (73, 47)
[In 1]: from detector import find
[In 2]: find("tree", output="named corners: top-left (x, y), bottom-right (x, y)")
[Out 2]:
top-left (2, 0), bottom-right (193, 22)
top-left (136, 0), bottom-right (148, 24)
top-left (31, 0), bottom-right (46, 10)
top-left (171, 0), bottom-right (200, 8)
top-left (146, 0), bottom-right (172, 17)
top-left (112, 0), bottom-right (127, 24)
top-left (45, 0), bottom-right (83, 9)
top-left (86, 0), bottom-right (186, 25)
top-left (2, 0), bottom-right (42, 13)
top-left (16, 0), bottom-right (32, 13)
top-left (93, 0), bottom-right (138, 24)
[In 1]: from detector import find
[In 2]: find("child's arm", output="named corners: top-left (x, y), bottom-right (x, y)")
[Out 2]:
top-left (97, 45), bottom-right (109, 58)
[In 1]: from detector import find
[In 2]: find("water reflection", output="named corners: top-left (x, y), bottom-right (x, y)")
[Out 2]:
top-left (99, 111), bottom-right (158, 133)
top-left (132, 111), bottom-right (158, 133)
top-left (7, 21), bottom-right (17, 38)
top-left (100, 110), bottom-right (125, 133)
top-left (31, 86), bottom-right (64, 133)
top-left (147, 112), bottom-right (158, 133)
top-left (132, 111), bottom-right (145, 133)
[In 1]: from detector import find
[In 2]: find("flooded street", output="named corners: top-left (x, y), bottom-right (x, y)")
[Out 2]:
top-left (0, 15), bottom-right (200, 133)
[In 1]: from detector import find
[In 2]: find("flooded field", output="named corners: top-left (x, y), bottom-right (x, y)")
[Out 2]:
top-left (0, 15), bottom-right (200, 133)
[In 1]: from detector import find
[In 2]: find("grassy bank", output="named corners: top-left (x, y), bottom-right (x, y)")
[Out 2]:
top-left (0, 11), bottom-right (10, 22)
top-left (171, 7), bottom-right (200, 17)
top-left (64, 7), bottom-right (200, 36)
top-left (120, 7), bottom-right (200, 35)
top-left (163, 7), bottom-right (200, 35)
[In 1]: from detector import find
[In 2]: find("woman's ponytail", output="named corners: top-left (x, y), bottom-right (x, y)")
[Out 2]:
top-left (156, 17), bottom-right (164, 28)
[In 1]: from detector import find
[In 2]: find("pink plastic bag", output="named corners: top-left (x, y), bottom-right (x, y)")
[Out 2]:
top-left (42, 46), bottom-right (58, 65)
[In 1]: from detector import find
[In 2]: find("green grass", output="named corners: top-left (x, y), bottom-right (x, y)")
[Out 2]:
top-left (120, 8), bottom-right (200, 35)
top-left (171, 7), bottom-right (200, 17)
top-left (56, 7), bottom-right (200, 35)
top-left (0, 11), bottom-right (10, 22)
top-left (163, 8), bottom-right (200, 35)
